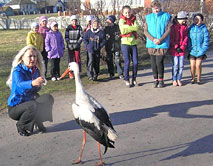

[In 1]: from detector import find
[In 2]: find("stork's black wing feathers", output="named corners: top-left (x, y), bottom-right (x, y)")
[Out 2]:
top-left (89, 95), bottom-right (114, 130)
top-left (75, 117), bottom-right (115, 151)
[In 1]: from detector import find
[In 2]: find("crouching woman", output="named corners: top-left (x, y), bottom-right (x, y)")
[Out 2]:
top-left (6, 45), bottom-right (54, 136)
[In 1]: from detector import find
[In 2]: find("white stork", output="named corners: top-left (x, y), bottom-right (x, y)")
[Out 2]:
top-left (68, 62), bottom-right (118, 166)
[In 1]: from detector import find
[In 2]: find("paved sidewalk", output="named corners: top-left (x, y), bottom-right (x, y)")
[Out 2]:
top-left (0, 49), bottom-right (212, 166)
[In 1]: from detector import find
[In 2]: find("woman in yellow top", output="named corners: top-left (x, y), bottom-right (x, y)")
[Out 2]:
top-left (119, 5), bottom-right (139, 88)
top-left (26, 22), bottom-right (43, 53)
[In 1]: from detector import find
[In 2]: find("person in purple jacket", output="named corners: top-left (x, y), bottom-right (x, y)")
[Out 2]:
top-left (83, 17), bottom-right (106, 81)
top-left (45, 21), bottom-right (65, 81)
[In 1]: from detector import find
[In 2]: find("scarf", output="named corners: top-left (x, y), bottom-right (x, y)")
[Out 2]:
top-left (39, 26), bottom-right (49, 39)
top-left (120, 14), bottom-right (137, 39)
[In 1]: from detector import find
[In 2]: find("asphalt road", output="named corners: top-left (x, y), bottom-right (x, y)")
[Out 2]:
top-left (0, 49), bottom-right (213, 166)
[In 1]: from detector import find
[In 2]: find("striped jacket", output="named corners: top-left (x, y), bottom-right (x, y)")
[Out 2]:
top-left (65, 25), bottom-right (83, 50)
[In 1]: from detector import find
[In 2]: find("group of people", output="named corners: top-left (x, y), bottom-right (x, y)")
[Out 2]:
top-left (145, 1), bottom-right (209, 88)
top-left (24, 0), bottom-right (210, 88)
top-left (6, 0), bottom-right (210, 136)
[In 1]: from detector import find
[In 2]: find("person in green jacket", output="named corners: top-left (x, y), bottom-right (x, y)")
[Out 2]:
top-left (26, 22), bottom-right (44, 53)
top-left (119, 5), bottom-right (139, 88)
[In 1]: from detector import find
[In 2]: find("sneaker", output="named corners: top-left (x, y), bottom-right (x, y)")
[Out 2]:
top-left (110, 75), bottom-right (114, 79)
top-left (132, 80), bottom-right (138, 86)
top-left (152, 80), bottom-right (158, 88)
top-left (88, 77), bottom-right (93, 81)
top-left (158, 80), bottom-right (164, 88)
top-left (173, 81), bottom-right (177, 86)
top-left (125, 80), bottom-right (130, 88)
top-left (51, 77), bottom-right (56, 81)
top-left (93, 76), bottom-right (98, 81)
top-left (119, 75), bottom-right (124, 79)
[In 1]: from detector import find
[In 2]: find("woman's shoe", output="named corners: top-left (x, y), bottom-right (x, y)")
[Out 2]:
top-left (125, 80), bottom-right (130, 88)
top-left (191, 79), bottom-right (195, 84)
top-left (197, 80), bottom-right (202, 85)
top-left (19, 130), bottom-right (30, 136)
top-left (158, 80), bottom-right (164, 88)
top-left (132, 80), bottom-right (138, 86)
top-left (152, 80), bottom-right (159, 88)
top-left (35, 122), bottom-right (47, 133)
top-left (16, 124), bottom-right (30, 136)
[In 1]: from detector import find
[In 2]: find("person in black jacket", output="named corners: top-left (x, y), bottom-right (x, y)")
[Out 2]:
top-left (65, 15), bottom-right (83, 78)
top-left (104, 15), bottom-right (123, 79)
top-left (83, 17), bottom-right (106, 81)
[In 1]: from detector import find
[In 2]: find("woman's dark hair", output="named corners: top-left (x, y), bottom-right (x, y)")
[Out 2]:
top-left (193, 13), bottom-right (204, 21)
top-left (121, 5), bottom-right (131, 12)
top-left (172, 16), bottom-right (178, 24)
top-left (151, 0), bottom-right (161, 8)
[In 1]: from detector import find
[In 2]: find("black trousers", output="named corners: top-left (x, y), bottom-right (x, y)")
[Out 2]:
top-left (50, 58), bottom-right (60, 78)
top-left (150, 55), bottom-right (165, 79)
top-left (41, 49), bottom-right (48, 76)
top-left (8, 94), bottom-right (54, 133)
top-left (87, 51), bottom-right (100, 78)
top-left (106, 51), bottom-right (123, 76)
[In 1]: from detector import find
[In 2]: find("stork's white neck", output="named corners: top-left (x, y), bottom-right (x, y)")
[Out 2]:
top-left (72, 69), bottom-right (86, 101)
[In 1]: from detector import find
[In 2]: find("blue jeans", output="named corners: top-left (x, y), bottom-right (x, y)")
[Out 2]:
top-left (172, 56), bottom-right (184, 81)
top-left (121, 44), bottom-right (138, 81)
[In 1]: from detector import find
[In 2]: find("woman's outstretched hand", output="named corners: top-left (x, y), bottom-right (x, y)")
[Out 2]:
top-left (32, 77), bottom-right (45, 87)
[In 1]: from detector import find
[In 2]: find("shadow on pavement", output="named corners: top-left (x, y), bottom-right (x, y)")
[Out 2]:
top-left (111, 99), bottom-right (213, 126)
top-left (48, 99), bottom-right (213, 133)
top-left (160, 134), bottom-right (213, 160)
top-left (98, 134), bottom-right (213, 166)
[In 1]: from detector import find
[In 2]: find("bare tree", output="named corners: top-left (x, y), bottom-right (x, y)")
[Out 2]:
top-left (67, 0), bottom-right (81, 12)
top-left (161, 0), bottom-right (200, 14)
top-left (204, 0), bottom-right (213, 15)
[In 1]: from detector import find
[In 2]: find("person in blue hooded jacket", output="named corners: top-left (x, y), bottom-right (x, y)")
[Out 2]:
top-left (6, 45), bottom-right (54, 136)
top-left (188, 13), bottom-right (209, 84)
top-left (83, 17), bottom-right (106, 81)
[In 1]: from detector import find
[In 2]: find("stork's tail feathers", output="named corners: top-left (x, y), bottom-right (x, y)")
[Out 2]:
top-left (103, 139), bottom-right (115, 154)
top-left (107, 128), bottom-right (118, 142)
top-left (103, 128), bottom-right (118, 154)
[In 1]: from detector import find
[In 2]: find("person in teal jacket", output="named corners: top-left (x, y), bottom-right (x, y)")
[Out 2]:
top-left (188, 13), bottom-right (209, 84)
top-left (144, 0), bottom-right (171, 88)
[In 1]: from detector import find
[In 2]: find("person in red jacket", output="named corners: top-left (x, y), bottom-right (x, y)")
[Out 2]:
top-left (169, 11), bottom-right (188, 86)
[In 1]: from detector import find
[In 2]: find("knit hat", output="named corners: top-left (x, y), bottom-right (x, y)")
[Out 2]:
top-left (86, 15), bottom-right (94, 23)
top-left (107, 15), bottom-right (116, 23)
top-left (177, 11), bottom-right (188, 20)
top-left (91, 17), bottom-right (99, 24)
top-left (49, 20), bottom-right (58, 29)
top-left (70, 15), bottom-right (78, 21)
top-left (193, 13), bottom-right (204, 21)
top-left (31, 22), bottom-right (39, 29)
top-left (39, 16), bottom-right (48, 24)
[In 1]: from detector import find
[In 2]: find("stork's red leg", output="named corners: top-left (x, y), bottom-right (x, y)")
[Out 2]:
top-left (96, 142), bottom-right (104, 166)
top-left (72, 131), bottom-right (86, 165)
